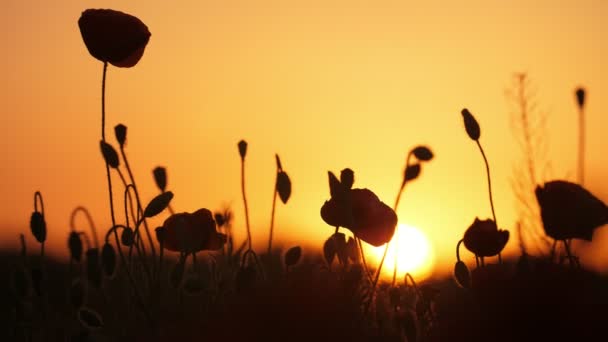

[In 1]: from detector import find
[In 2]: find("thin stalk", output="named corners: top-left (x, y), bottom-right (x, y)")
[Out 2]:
top-left (578, 106), bottom-right (585, 185)
top-left (267, 180), bottom-right (278, 255)
top-left (392, 152), bottom-right (413, 285)
top-left (101, 62), bottom-right (118, 232)
top-left (241, 157), bottom-right (252, 252)
top-left (357, 237), bottom-right (374, 284)
top-left (476, 141), bottom-right (501, 263)
top-left (120, 147), bottom-right (157, 261)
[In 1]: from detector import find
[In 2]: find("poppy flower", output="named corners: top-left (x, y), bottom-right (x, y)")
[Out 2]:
top-left (321, 188), bottom-right (397, 247)
top-left (160, 209), bottom-right (226, 253)
top-left (463, 218), bottom-right (509, 257)
top-left (78, 9), bottom-right (151, 68)
top-left (535, 180), bottom-right (608, 241)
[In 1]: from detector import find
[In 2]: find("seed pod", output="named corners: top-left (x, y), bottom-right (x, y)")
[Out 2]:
top-left (575, 87), bottom-right (586, 109)
top-left (69, 232), bottom-right (83, 262)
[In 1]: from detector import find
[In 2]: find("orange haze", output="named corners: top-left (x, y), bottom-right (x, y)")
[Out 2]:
top-left (2, 0), bottom-right (608, 278)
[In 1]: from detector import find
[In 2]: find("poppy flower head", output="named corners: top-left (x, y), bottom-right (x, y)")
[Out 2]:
top-left (161, 208), bottom-right (226, 253)
top-left (463, 218), bottom-right (509, 257)
top-left (79, 9), bottom-right (151, 68)
top-left (321, 188), bottom-right (397, 247)
top-left (536, 180), bottom-right (608, 241)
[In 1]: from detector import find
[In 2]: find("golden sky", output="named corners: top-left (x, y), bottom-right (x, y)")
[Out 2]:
top-left (2, 0), bottom-right (608, 277)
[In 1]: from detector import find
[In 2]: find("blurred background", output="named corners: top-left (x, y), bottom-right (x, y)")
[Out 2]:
top-left (1, 0), bottom-right (607, 279)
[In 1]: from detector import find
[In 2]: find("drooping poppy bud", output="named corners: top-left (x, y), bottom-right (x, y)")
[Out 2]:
top-left (121, 227), bottom-right (134, 246)
top-left (412, 146), bottom-right (434, 161)
top-left (340, 168), bottom-right (355, 190)
top-left (30, 211), bottom-right (46, 243)
top-left (68, 232), bottom-right (83, 262)
top-left (453, 260), bottom-right (471, 289)
top-left (101, 243), bottom-right (116, 277)
top-left (78, 9), bottom-right (151, 68)
top-left (461, 108), bottom-right (481, 141)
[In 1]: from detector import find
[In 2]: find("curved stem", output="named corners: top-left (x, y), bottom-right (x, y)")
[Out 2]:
top-left (241, 158), bottom-right (252, 252)
top-left (70, 206), bottom-right (99, 249)
top-left (267, 180), bottom-right (278, 255)
top-left (476, 141), bottom-right (501, 262)
top-left (122, 184), bottom-right (138, 231)
top-left (357, 237), bottom-right (374, 284)
top-left (456, 239), bottom-right (464, 261)
top-left (578, 107), bottom-right (585, 185)
top-left (34, 191), bottom-right (44, 216)
top-left (120, 147), bottom-right (157, 261)
top-left (476, 141), bottom-right (496, 225)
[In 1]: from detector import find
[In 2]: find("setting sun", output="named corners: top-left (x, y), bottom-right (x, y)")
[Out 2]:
top-left (367, 223), bottom-right (434, 281)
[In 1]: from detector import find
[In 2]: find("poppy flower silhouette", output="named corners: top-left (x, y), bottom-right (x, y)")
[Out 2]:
top-left (320, 171), bottom-right (397, 246)
top-left (463, 218), bottom-right (509, 257)
top-left (78, 9), bottom-right (151, 68)
top-left (159, 209), bottom-right (227, 253)
top-left (535, 180), bottom-right (608, 241)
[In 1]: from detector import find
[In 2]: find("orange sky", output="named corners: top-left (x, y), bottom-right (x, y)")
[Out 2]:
top-left (2, 0), bottom-right (608, 278)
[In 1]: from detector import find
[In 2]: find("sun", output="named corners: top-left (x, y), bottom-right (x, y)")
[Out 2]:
top-left (366, 223), bottom-right (434, 281)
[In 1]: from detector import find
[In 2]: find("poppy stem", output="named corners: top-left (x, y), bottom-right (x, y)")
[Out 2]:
top-left (456, 239), bottom-right (464, 261)
top-left (120, 147), bottom-right (157, 264)
top-left (70, 206), bottom-right (99, 249)
top-left (578, 106), bottom-right (585, 185)
top-left (476, 141), bottom-right (502, 262)
top-left (357, 237), bottom-right (374, 284)
top-left (391, 151), bottom-right (413, 286)
top-left (365, 243), bottom-right (389, 315)
top-left (100, 61), bottom-right (118, 250)
top-left (240, 156), bottom-right (253, 252)
top-left (267, 177), bottom-right (278, 255)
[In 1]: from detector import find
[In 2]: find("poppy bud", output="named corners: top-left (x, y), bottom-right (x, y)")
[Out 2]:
top-left (575, 87), bottom-right (585, 109)
top-left (68, 232), bottom-right (83, 262)
top-left (154, 226), bottom-right (164, 245)
top-left (276, 171), bottom-right (291, 204)
top-left (121, 227), bottom-right (134, 246)
top-left (30, 211), bottom-right (46, 243)
top-left (114, 124), bottom-right (127, 147)
top-left (461, 108), bottom-right (480, 141)
top-left (404, 164), bottom-right (421, 182)
top-left (153, 167), bottom-right (167, 192)
top-left (284, 246), bottom-right (302, 267)
top-left (412, 146), bottom-right (434, 161)
top-left (100, 141), bottom-right (119, 168)
top-left (238, 140), bottom-right (248, 160)
top-left (323, 236), bottom-right (336, 265)
top-left (143, 191), bottom-right (174, 218)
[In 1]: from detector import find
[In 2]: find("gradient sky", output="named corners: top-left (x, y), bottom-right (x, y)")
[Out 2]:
top-left (2, 0), bottom-right (608, 277)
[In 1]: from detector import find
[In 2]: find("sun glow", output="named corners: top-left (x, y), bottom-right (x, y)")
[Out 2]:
top-left (366, 223), bottom-right (434, 281)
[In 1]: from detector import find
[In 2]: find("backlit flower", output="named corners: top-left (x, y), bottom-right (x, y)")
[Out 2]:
top-left (78, 9), bottom-right (151, 68)
top-left (160, 209), bottom-right (226, 253)
top-left (321, 188), bottom-right (397, 247)
top-left (535, 180), bottom-right (608, 241)
top-left (463, 218), bottom-right (509, 257)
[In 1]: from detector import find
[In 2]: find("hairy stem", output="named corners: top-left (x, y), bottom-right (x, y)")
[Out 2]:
top-left (267, 180), bottom-right (278, 255)
top-left (241, 158), bottom-right (252, 252)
